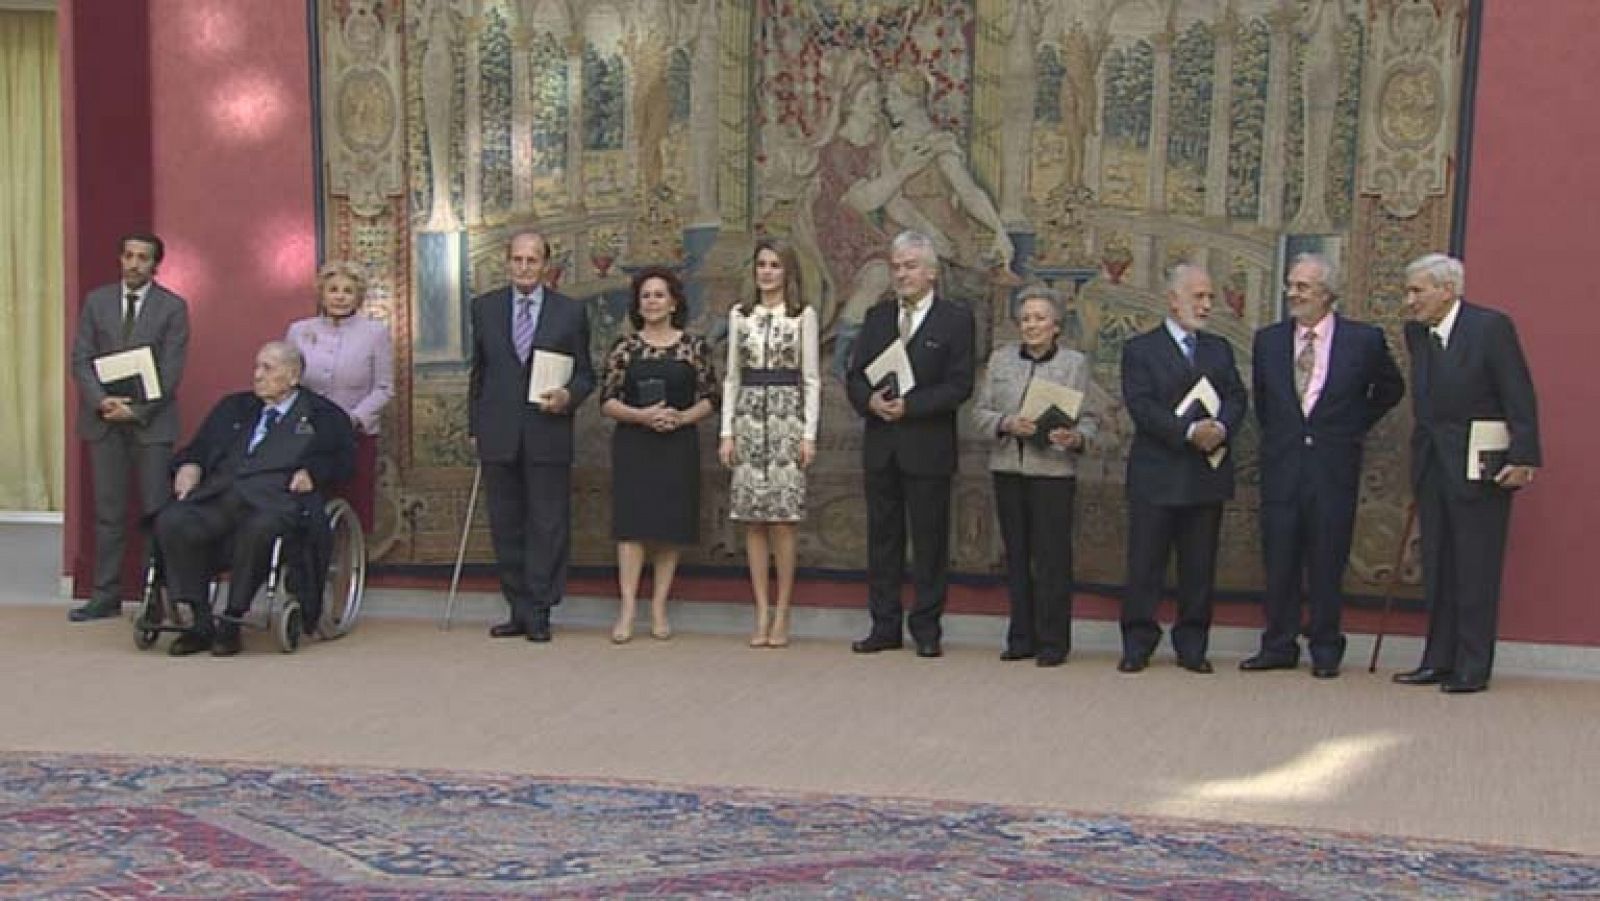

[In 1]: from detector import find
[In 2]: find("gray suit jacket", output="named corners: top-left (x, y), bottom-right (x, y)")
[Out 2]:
top-left (71, 281), bottom-right (190, 444)
top-left (971, 341), bottom-right (1100, 478)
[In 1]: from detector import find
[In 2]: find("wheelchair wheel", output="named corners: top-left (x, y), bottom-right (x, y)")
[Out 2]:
top-left (133, 557), bottom-right (166, 651)
top-left (133, 586), bottom-right (165, 651)
top-left (318, 498), bottom-right (367, 640)
top-left (275, 600), bottom-right (303, 653)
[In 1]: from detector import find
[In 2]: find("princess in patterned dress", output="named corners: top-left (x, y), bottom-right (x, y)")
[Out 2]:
top-left (718, 238), bottom-right (821, 647)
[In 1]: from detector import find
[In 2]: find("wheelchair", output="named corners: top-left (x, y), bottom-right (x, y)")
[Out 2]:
top-left (133, 497), bottom-right (367, 653)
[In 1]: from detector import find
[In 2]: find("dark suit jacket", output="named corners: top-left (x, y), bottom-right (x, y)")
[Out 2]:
top-left (1405, 301), bottom-right (1541, 500)
top-left (70, 281), bottom-right (190, 443)
top-left (1253, 315), bottom-right (1404, 504)
top-left (1121, 324), bottom-right (1248, 506)
top-left (845, 296), bottom-right (975, 476)
top-left (468, 287), bottom-right (595, 465)
top-left (175, 389), bottom-right (356, 516)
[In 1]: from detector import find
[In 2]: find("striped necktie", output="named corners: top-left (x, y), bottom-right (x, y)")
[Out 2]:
top-left (514, 296), bottom-right (536, 364)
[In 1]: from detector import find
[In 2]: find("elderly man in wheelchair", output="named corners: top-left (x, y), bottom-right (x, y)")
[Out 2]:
top-left (149, 340), bottom-right (357, 656)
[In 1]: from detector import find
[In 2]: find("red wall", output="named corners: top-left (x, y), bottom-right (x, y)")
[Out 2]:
top-left (61, 0), bottom-right (154, 593)
top-left (62, 0), bottom-right (317, 596)
top-left (147, 0), bottom-right (319, 433)
top-left (59, 2), bottom-right (1600, 648)
top-left (1462, 0), bottom-right (1600, 646)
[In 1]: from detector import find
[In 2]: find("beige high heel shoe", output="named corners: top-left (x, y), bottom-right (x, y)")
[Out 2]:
top-left (768, 608), bottom-right (790, 648)
top-left (749, 606), bottom-right (770, 647)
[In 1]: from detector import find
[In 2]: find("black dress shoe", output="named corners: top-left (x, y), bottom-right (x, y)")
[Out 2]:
top-left (1000, 648), bottom-right (1035, 661)
top-left (489, 621), bottom-right (524, 638)
top-left (211, 622), bottom-right (242, 657)
top-left (525, 622), bottom-right (552, 643)
top-left (1392, 667), bottom-right (1452, 685)
top-left (168, 631), bottom-right (211, 657)
top-left (851, 635), bottom-right (902, 654)
top-left (1116, 656), bottom-right (1147, 673)
top-left (1179, 658), bottom-right (1215, 674)
top-left (914, 640), bottom-right (943, 658)
top-left (1239, 654), bottom-right (1297, 672)
top-left (68, 600), bottom-right (121, 622)
top-left (1035, 652), bottom-right (1066, 668)
top-left (1440, 678), bottom-right (1487, 694)
top-left (1311, 665), bottom-right (1340, 680)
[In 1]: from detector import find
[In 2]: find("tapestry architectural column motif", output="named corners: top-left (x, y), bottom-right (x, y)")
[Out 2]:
top-left (462, 11), bottom-right (483, 224)
top-left (563, 33), bottom-right (586, 212)
top-left (1144, 22), bottom-right (1174, 215)
top-left (511, 21), bottom-right (535, 213)
top-left (1290, 0), bottom-right (1351, 232)
top-left (1140, 18), bottom-right (1175, 288)
top-left (687, 0), bottom-right (721, 228)
top-left (1205, 8), bottom-right (1238, 219)
top-left (1258, 4), bottom-right (1295, 230)
top-left (715, 0), bottom-right (752, 230)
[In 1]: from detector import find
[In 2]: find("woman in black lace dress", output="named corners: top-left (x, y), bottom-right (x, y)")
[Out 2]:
top-left (600, 267), bottom-right (717, 642)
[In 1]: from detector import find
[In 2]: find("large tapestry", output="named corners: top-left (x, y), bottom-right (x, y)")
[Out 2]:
top-left (314, 0), bottom-right (1469, 596)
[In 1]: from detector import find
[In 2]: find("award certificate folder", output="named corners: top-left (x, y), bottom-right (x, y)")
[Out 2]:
top-left (864, 338), bottom-right (916, 399)
top-left (1019, 378), bottom-right (1083, 422)
top-left (93, 346), bottom-right (162, 402)
top-left (1467, 420), bottom-right (1511, 481)
top-left (1173, 376), bottom-right (1225, 469)
top-left (1018, 378), bottom-right (1084, 446)
top-left (527, 350), bottom-right (574, 404)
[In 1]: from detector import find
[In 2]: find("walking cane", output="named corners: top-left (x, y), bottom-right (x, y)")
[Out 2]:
top-left (442, 464), bottom-right (482, 630)
top-left (1368, 503), bottom-right (1418, 673)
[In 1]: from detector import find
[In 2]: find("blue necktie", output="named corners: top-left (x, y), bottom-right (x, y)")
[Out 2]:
top-left (249, 408), bottom-right (280, 455)
top-left (1181, 333), bottom-right (1197, 365)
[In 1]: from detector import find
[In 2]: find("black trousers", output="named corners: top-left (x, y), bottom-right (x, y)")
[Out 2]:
top-left (864, 459), bottom-right (952, 644)
top-left (483, 453), bottom-right (572, 627)
top-left (993, 473), bottom-right (1076, 657)
top-left (1416, 464), bottom-right (1513, 683)
top-left (1258, 477), bottom-right (1358, 667)
top-left (88, 429), bottom-right (172, 603)
top-left (154, 491), bottom-right (296, 627)
top-left (1121, 498), bottom-right (1222, 662)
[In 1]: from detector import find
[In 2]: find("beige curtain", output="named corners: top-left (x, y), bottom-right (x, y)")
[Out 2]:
top-left (0, 11), bottom-right (64, 512)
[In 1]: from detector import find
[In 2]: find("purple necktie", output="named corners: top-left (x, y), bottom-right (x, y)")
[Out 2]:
top-left (513, 296), bottom-right (535, 364)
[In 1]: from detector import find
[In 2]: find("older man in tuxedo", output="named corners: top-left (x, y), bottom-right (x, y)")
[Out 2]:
top-left (1393, 253), bottom-right (1540, 694)
top-left (69, 233), bottom-right (190, 621)
top-left (845, 230), bottom-right (975, 658)
top-left (1242, 253), bottom-right (1403, 678)
top-left (155, 341), bottom-right (355, 656)
top-left (1118, 263), bottom-right (1248, 674)
top-left (469, 230), bottom-right (595, 643)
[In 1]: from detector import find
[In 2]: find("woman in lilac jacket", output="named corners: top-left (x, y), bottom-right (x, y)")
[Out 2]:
top-left (286, 261), bottom-right (393, 528)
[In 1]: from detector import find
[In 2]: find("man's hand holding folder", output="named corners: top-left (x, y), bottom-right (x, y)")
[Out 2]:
top-left (92, 346), bottom-right (163, 422)
top-left (865, 339), bottom-right (915, 421)
top-left (1175, 376), bottom-right (1227, 467)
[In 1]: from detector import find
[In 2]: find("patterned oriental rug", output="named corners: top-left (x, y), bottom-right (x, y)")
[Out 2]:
top-left (1, 753), bottom-right (1596, 899)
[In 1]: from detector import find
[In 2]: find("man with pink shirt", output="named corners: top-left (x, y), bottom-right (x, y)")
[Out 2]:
top-left (1243, 253), bottom-right (1404, 678)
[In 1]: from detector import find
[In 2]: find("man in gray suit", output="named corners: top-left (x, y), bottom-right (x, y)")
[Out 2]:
top-left (68, 233), bottom-right (190, 621)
